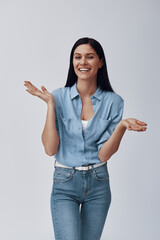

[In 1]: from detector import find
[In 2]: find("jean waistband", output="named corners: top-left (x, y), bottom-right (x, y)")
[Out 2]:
top-left (54, 160), bottom-right (107, 171)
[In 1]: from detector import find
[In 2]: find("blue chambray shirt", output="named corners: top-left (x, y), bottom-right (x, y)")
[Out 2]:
top-left (51, 81), bottom-right (124, 167)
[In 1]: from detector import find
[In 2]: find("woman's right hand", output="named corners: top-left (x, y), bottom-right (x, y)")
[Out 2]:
top-left (24, 81), bottom-right (54, 104)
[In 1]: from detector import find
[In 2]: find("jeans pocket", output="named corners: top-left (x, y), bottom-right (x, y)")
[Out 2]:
top-left (93, 165), bottom-right (109, 181)
top-left (53, 167), bottom-right (74, 183)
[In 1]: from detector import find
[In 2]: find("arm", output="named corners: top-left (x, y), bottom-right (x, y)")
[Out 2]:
top-left (98, 118), bottom-right (147, 162)
top-left (24, 81), bottom-right (60, 156)
top-left (41, 101), bottom-right (60, 156)
top-left (98, 120), bottom-right (126, 162)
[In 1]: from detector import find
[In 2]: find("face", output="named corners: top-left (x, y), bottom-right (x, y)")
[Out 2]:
top-left (73, 44), bottom-right (103, 82)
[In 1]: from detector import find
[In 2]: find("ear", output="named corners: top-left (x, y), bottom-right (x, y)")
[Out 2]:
top-left (98, 58), bottom-right (103, 68)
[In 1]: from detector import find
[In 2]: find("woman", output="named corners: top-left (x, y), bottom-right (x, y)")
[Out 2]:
top-left (24, 37), bottom-right (147, 240)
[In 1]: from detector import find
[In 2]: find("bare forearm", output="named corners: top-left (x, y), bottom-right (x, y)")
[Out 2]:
top-left (41, 102), bottom-right (59, 156)
top-left (98, 120), bottom-right (127, 162)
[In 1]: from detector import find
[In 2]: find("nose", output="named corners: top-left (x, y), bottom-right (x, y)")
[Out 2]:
top-left (80, 56), bottom-right (87, 65)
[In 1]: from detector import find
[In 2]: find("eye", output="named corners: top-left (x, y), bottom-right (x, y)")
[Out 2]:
top-left (74, 56), bottom-right (94, 59)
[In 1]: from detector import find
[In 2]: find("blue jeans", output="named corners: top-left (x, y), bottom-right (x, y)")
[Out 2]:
top-left (50, 163), bottom-right (111, 240)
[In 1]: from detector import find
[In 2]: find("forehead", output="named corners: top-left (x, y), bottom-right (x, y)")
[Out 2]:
top-left (74, 44), bottom-right (97, 55)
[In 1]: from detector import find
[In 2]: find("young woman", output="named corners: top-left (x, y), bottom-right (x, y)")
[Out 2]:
top-left (24, 37), bottom-right (147, 240)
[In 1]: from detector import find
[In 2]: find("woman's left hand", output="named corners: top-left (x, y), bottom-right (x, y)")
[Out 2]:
top-left (121, 118), bottom-right (147, 131)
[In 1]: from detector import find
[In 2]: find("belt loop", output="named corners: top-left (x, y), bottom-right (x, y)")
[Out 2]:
top-left (91, 164), bottom-right (95, 173)
top-left (72, 166), bottom-right (75, 173)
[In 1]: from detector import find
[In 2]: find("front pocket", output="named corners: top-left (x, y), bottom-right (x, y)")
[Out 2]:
top-left (93, 165), bottom-right (109, 181)
top-left (53, 168), bottom-right (74, 183)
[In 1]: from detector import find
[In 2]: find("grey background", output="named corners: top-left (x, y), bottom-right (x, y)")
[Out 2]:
top-left (0, 0), bottom-right (159, 239)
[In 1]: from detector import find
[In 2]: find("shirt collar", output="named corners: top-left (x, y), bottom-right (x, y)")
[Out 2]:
top-left (70, 81), bottom-right (103, 100)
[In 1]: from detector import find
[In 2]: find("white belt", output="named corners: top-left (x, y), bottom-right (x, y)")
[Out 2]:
top-left (54, 160), bottom-right (106, 171)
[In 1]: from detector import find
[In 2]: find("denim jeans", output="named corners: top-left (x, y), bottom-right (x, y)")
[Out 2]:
top-left (50, 163), bottom-right (111, 240)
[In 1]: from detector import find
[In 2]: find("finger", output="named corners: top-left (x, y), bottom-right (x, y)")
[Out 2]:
top-left (127, 125), bottom-right (132, 130)
top-left (24, 81), bottom-right (37, 90)
top-left (141, 128), bottom-right (147, 132)
top-left (24, 81), bottom-right (33, 86)
top-left (129, 124), bottom-right (140, 131)
top-left (137, 128), bottom-right (147, 132)
top-left (135, 125), bottom-right (143, 131)
top-left (41, 86), bottom-right (47, 92)
top-left (136, 120), bottom-right (147, 125)
top-left (24, 80), bottom-right (33, 85)
top-left (134, 126), bottom-right (147, 131)
top-left (24, 82), bottom-right (33, 89)
top-left (24, 82), bottom-right (39, 92)
top-left (26, 89), bottom-right (34, 95)
top-left (141, 126), bottom-right (147, 130)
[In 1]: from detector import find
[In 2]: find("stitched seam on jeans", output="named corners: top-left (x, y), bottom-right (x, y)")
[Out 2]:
top-left (92, 170), bottom-right (109, 181)
top-left (95, 175), bottom-right (109, 181)
top-left (53, 202), bottom-right (60, 239)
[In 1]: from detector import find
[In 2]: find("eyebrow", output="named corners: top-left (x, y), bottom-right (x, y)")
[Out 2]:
top-left (74, 53), bottom-right (96, 56)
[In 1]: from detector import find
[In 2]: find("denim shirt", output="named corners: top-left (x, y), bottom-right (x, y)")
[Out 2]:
top-left (51, 81), bottom-right (124, 167)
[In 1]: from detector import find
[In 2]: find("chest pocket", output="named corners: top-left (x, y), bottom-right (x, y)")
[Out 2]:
top-left (95, 118), bottom-right (112, 140)
top-left (59, 116), bottom-right (72, 138)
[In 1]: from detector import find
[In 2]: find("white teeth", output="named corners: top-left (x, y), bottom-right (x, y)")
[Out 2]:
top-left (79, 68), bottom-right (90, 71)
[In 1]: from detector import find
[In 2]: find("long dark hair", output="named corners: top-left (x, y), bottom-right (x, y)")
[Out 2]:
top-left (64, 37), bottom-right (115, 92)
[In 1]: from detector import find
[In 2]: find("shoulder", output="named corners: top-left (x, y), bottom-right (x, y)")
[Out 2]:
top-left (104, 91), bottom-right (123, 102)
top-left (51, 86), bottom-right (70, 97)
top-left (50, 87), bottom-right (71, 108)
top-left (103, 91), bottom-right (124, 104)
top-left (103, 91), bottom-right (124, 115)
top-left (51, 87), bottom-right (62, 97)
top-left (110, 92), bottom-right (124, 115)
top-left (50, 87), bottom-right (63, 110)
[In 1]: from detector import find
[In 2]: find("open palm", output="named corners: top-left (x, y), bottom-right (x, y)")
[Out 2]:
top-left (122, 118), bottom-right (147, 131)
top-left (24, 81), bottom-right (54, 104)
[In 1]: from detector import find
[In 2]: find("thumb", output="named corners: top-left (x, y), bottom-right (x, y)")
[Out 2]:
top-left (41, 86), bottom-right (47, 92)
top-left (128, 124), bottom-right (132, 130)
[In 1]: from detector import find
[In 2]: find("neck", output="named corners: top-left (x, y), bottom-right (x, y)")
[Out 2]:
top-left (76, 79), bottom-right (98, 98)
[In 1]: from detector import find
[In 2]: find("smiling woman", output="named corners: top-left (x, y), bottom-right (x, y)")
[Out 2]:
top-left (24, 37), bottom-right (147, 240)
top-left (73, 44), bottom-right (103, 85)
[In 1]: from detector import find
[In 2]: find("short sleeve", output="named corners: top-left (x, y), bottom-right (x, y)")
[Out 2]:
top-left (96, 96), bottom-right (124, 152)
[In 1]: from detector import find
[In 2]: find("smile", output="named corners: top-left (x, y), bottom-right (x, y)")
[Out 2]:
top-left (78, 68), bottom-right (91, 72)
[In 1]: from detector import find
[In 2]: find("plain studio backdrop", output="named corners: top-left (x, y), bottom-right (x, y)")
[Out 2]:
top-left (0, 0), bottom-right (159, 239)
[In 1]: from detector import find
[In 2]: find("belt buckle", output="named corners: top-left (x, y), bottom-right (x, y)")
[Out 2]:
top-left (85, 165), bottom-right (90, 170)
top-left (82, 164), bottom-right (92, 170)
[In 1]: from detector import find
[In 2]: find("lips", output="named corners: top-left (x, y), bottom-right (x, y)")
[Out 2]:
top-left (78, 68), bottom-right (91, 72)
